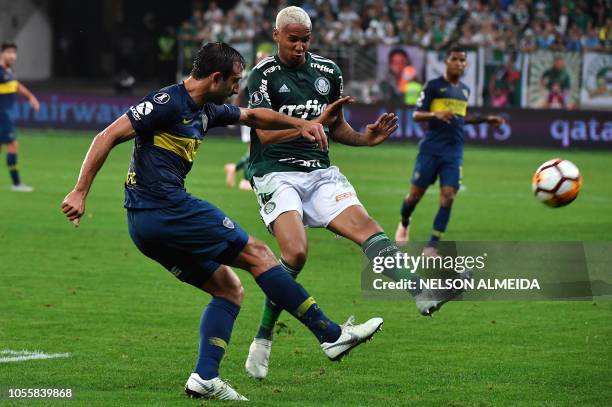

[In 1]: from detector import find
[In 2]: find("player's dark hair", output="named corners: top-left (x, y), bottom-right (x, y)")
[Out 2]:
top-left (191, 42), bottom-right (245, 80)
top-left (446, 46), bottom-right (466, 57)
top-left (1, 41), bottom-right (17, 52)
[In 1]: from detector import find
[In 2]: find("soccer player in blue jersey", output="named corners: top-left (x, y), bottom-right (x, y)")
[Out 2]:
top-left (0, 41), bottom-right (40, 192)
top-left (61, 42), bottom-right (382, 401)
top-left (394, 48), bottom-right (505, 255)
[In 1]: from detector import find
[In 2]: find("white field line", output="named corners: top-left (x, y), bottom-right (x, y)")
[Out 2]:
top-left (0, 349), bottom-right (72, 363)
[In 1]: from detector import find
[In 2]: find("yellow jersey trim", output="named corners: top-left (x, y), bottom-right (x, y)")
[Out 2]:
top-left (430, 98), bottom-right (468, 117)
top-left (0, 80), bottom-right (18, 95)
top-left (153, 131), bottom-right (201, 162)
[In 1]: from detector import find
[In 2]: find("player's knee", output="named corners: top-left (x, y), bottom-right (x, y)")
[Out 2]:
top-left (246, 237), bottom-right (278, 271)
top-left (205, 266), bottom-right (245, 306)
top-left (407, 192), bottom-right (422, 204)
top-left (7, 141), bottom-right (18, 153)
top-left (283, 245), bottom-right (308, 270)
top-left (440, 191), bottom-right (456, 207)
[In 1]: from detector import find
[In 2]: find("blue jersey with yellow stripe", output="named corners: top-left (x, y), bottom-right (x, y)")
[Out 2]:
top-left (0, 65), bottom-right (18, 123)
top-left (124, 83), bottom-right (240, 208)
top-left (416, 76), bottom-right (470, 157)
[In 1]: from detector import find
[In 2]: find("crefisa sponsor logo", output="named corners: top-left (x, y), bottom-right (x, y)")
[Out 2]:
top-left (550, 119), bottom-right (612, 147)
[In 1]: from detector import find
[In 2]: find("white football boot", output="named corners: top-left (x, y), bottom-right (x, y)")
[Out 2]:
top-left (245, 338), bottom-right (272, 379)
top-left (415, 270), bottom-right (472, 316)
top-left (184, 373), bottom-right (248, 401)
top-left (321, 316), bottom-right (383, 361)
top-left (11, 184), bottom-right (34, 192)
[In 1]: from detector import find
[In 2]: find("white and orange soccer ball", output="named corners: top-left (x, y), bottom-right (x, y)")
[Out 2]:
top-left (532, 159), bottom-right (582, 207)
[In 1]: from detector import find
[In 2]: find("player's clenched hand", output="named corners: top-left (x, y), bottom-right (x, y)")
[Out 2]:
top-left (61, 190), bottom-right (86, 227)
top-left (487, 115), bottom-right (505, 128)
top-left (364, 112), bottom-right (399, 146)
top-left (434, 111), bottom-right (454, 123)
top-left (317, 96), bottom-right (355, 126)
top-left (298, 120), bottom-right (328, 151)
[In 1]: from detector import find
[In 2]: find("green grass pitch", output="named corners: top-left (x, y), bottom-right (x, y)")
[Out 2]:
top-left (1, 131), bottom-right (611, 406)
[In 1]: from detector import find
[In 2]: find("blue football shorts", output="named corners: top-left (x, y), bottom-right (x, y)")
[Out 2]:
top-left (127, 196), bottom-right (249, 287)
top-left (411, 152), bottom-right (462, 189)
top-left (0, 119), bottom-right (16, 144)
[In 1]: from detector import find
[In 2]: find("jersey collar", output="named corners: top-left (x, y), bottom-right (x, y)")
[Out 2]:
top-left (274, 52), bottom-right (311, 70)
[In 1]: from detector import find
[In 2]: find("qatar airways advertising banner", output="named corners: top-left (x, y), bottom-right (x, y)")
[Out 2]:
top-left (11, 93), bottom-right (612, 149)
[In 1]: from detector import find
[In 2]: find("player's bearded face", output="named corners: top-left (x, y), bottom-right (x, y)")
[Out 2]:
top-left (212, 63), bottom-right (243, 103)
top-left (274, 24), bottom-right (311, 66)
top-left (1, 49), bottom-right (17, 66)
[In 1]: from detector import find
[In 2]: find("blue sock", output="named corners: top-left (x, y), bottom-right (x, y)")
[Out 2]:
top-left (430, 206), bottom-right (451, 244)
top-left (255, 258), bottom-right (302, 340)
top-left (255, 266), bottom-right (340, 344)
top-left (400, 199), bottom-right (416, 227)
top-left (195, 297), bottom-right (240, 380)
top-left (7, 153), bottom-right (20, 186)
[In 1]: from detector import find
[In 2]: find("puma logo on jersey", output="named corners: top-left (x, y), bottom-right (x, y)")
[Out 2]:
top-left (279, 99), bottom-right (328, 118)
top-left (311, 63), bottom-right (334, 74)
top-left (279, 84), bottom-right (290, 93)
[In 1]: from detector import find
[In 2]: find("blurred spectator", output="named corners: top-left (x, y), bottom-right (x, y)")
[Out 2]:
top-left (488, 59), bottom-right (521, 107)
top-left (572, 7), bottom-right (591, 32)
top-left (565, 26), bottom-right (583, 52)
top-left (540, 56), bottom-right (571, 109)
top-left (582, 26), bottom-right (602, 50)
top-left (601, 17), bottom-right (612, 48)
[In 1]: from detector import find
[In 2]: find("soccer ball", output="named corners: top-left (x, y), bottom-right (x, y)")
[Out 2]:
top-left (532, 159), bottom-right (582, 207)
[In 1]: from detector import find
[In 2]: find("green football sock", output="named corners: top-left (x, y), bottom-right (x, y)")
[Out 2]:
top-left (235, 152), bottom-right (249, 171)
top-left (362, 232), bottom-right (422, 296)
top-left (255, 258), bottom-right (302, 340)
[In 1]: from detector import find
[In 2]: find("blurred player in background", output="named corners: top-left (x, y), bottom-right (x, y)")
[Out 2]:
top-left (224, 50), bottom-right (271, 190)
top-left (0, 41), bottom-right (40, 192)
top-left (395, 48), bottom-right (505, 255)
top-left (61, 42), bottom-right (382, 401)
top-left (244, 7), bottom-right (464, 380)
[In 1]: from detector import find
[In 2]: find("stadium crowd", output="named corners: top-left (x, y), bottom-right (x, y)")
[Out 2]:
top-left (178, 0), bottom-right (611, 52)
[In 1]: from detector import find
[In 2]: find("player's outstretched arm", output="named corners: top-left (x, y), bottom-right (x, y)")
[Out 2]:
top-left (465, 114), bottom-right (505, 128)
top-left (239, 107), bottom-right (328, 151)
top-left (16, 82), bottom-right (40, 112)
top-left (61, 114), bottom-right (136, 226)
top-left (329, 109), bottom-right (398, 147)
top-left (413, 111), bottom-right (454, 123)
top-left (252, 96), bottom-right (354, 147)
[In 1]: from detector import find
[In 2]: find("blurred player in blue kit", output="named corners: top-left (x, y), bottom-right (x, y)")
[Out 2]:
top-left (395, 48), bottom-right (505, 255)
top-left (0, 41), bottom-right (40, 192)
top-left (61, 42), bottom-right (382, 401)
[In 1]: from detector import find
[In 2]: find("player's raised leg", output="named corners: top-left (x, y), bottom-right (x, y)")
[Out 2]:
top-left (246, 211), bottom-right (306, 378)
top-left (233, 236), bottom-right (383, 365)
top-left (328, 204), bottom-right (466, 316)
